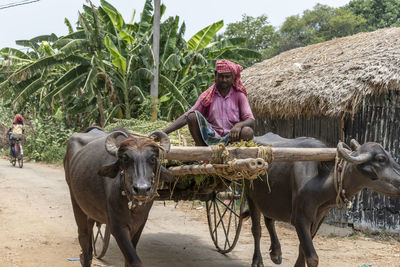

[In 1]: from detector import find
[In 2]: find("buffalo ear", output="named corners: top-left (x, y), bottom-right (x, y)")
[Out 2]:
top-left (159, 166), bottom-right (176, 182)
top-left (357, 164), bottom-right (378, 180)
top-left (98, 161), bottom-right (120, 178)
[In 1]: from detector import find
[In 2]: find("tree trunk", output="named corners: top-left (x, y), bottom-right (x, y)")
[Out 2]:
top-left (124, 89), bottom-right (131, 119)
top-left (97, 90), bottom-right (106, 127)
top-left (60, 97), bottom-right (72, 128)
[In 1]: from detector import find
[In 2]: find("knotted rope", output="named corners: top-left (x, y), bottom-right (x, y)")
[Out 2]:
top-left (257, 145), bottom-right (274, 164)
top-left (208, 143), bottom-right (270, 180)
top-left (214, 158), bottom-right (268, 180)
top-left (333, 151), bottom-right (351, 209)
top-left (257, 146), bottom-right (273, 192)
top-left (210, 143), bottom-right (230, 164)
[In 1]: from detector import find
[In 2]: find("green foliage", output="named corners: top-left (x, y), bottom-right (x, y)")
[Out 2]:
top-left (0, 0), bottom-right (260, 166)
top-left (0, 0), bottom-right (260, 130)
top-left (324, 7), bottom-right (367, 38)
top-left (279, 14), bottom-right (316, 51)
top-left (218, 3), bottom-right (376, 58)
top-left (278, 4), bottom-right (367, 52)
top-left (104, 35), bottom-right (127, 74)
top-left (218, 5), bottom-right (366, 59)
top-left (222, 14), bottom-right (280, 60)
top-left (105, 118), bottom-right (194, 146)
top-left (0, 101), bottom-right (13, 126)
top-left (348, 0), bottom-right (400, 30)
top-left (25, 116), bottom-right (74, 163)
top-left (187, 20), bottom-right (224, 52)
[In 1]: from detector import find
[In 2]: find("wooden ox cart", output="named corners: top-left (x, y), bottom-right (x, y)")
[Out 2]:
top-left (92, 144), bottom-right (337, 258)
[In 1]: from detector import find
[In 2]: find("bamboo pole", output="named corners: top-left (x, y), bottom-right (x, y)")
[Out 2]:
top-left (168, 158), bottom-right (267, 176)
top-left (165, 146), bottom-right (337, 162)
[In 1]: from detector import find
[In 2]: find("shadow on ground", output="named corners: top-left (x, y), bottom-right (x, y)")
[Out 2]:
top-left (97, 232), bottom-right (250, 267)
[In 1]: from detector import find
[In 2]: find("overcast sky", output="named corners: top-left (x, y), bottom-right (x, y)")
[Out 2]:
top-left (0, 0), bottom-right (350, 49)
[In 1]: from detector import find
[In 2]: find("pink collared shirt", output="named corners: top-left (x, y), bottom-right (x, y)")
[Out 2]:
top-left (185, 87), bottom-right (254, 137)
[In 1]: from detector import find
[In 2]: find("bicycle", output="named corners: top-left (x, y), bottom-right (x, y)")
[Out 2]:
top-left (10, 136), bottom-right (23, 168)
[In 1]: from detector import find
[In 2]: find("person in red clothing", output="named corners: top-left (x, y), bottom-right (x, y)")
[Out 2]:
top-left (163, 60), bottom-right (255, 146)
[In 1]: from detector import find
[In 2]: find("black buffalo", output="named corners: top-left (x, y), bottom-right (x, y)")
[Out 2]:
top-left (64, 127), bottom-right (172, 267)
top-left (246, 133), bottom-right (400, 267)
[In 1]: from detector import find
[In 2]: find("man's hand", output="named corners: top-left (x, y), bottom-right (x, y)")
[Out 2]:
top-left (151, 131), bottom-right (166, 142)
top-left (229, 124), bottom-right (242, 142)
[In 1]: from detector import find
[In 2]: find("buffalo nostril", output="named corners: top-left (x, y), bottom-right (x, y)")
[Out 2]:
top-left (146, 187), bottom-right (153, 196)
top-left (132, 187), bottom-right (138, 195)
top-left (132, 186), bottom-right (152, 196)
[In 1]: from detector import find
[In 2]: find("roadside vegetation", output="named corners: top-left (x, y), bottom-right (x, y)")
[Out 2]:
top-left (0, 0), bottom-right (399, 163)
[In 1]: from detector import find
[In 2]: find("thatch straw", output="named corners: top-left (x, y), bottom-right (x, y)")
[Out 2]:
top-left (242, 27), bottom-right (400, 118)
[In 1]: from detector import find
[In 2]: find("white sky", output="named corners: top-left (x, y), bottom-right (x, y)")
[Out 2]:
top-left (0, 0), bottom-right (350, 49)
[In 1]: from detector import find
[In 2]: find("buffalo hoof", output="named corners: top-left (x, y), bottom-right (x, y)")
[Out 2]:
top-left (79, 256), bottom-right (92, 267)
top-left (251, 259), bottom-right (264, 267)
top-left (270, 252), bottom-right (282, 264)
top-left (271, 256), bottom-right (282, 265)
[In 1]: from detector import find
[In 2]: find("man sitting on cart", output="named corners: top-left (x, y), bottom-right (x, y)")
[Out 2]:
top-left (163, 59), bottom-right (255, 146)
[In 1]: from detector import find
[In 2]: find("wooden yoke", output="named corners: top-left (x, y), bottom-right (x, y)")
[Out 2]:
top-left (165, 146), bottom-right (337, 162)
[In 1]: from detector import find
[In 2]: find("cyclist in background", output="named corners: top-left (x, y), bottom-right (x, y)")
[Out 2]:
top-left (6, 114), bottom-right (24, 161)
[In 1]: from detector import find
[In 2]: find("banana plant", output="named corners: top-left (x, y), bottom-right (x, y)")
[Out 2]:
top-left (101, 0), bottom-right (156, 119)
top-left (0, 0), bottom-right (262, 127)
top-left (157, 20), bottom-right (261, 120)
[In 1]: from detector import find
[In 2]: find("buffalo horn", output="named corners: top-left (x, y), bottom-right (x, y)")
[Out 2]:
top-left (337, 142), bottom-right (372, 164)
top-left (350, 139), bottom-right (361, 150)
top-left (149, 131), bottom-right (170, 153)
top-left (105, 131), bottom-right (129, 156)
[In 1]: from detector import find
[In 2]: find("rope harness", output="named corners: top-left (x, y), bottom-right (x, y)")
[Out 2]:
top-left (333, 151), bottom-right (353, 209)
top-left (208, 143), bottom-right (273, 180)
top-left (210, 143), bottom-right (230, 164)
top-left (257, 146), bottom-right (274, 164)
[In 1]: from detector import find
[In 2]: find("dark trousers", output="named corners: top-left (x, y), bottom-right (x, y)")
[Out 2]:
top-left (10, 141), bottom-right (15, 158)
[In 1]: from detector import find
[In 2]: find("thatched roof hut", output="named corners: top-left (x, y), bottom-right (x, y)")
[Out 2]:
top-left (242, 27), bottom-right (400, 118)
top-left (242, 27), bottom-right (400, 233)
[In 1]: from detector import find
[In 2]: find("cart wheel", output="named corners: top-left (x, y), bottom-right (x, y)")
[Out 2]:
top-left (92, 222), bottom-right (111, 259)
top-left (206, 183), bottom-right (246, 254)
top-left (18, 156), bottom-right (23, 168)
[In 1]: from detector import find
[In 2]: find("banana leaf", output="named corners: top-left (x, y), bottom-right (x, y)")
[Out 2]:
top-left (187, 20), bottom-right (223, 52)
top-left (54, 65), bottom-right (90, 88)
top-left (14, 76), bottom-right (45, 102)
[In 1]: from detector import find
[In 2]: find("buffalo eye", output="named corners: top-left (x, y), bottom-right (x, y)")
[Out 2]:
top-left (121, 154), bottom-right (130, 164)
top-left (375, 155), bottom-right (386, 163)
top-left (148, 155), bottom-right (157, 164)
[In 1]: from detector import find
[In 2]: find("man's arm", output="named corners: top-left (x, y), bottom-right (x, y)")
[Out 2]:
top-left (164, 96), bottom-right (204, 135)
top-left (163, 114), bottom-right (187, 134)
top-left (229, 92), bottom-right (255, 141)
top-left (235, 118), bottom-right (255, 129)
top-left (229, 118), bottom-right (255, 141)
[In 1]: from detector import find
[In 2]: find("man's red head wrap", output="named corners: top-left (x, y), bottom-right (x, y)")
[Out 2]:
top-left (199, 60), bottom-right (247, 107)
top-left (13, 114), bottom-right (24, 124)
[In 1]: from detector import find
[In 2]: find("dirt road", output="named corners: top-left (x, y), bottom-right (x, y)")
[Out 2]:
top-left (0, 159), bottom-right (399, 267)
